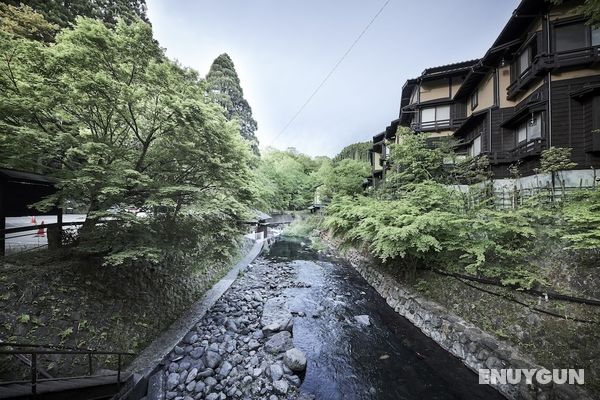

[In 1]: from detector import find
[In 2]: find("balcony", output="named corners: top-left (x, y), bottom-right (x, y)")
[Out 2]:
top-left (506, 55), bottom-right (551, 100)
top-left (411, 119), bottom-right (464, 132)
top-left (507, 46), bottom-right (600, 100)
top-left (486, 138), bottom-right (545, 164)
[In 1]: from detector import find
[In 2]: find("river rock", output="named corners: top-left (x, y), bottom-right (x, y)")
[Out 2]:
top-left (269, 364), bottom-right (284, 381)
top-left (219, 361), bottom-right (233, 378)
top-left (185, 368), bottom-right (197, 383)
top-left (354, 315), bottom-right (371, 326)
top-left (272, 379), bottom-right (289, 395)
top-left (166, 373), bottom-right (179, 390)
top-left (264, 331), bottom-right (294, 354)
top-left (283, 348), bottom-right (307, 372)
top-left (261, 297), bottom-right (292, 331)
top-left (205, 351), bottom-right (222, 369)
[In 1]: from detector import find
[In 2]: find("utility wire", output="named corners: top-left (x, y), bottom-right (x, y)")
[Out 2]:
top-left (267, 0), bottom-right (392, 147)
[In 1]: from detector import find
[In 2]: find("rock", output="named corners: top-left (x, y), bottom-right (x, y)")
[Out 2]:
top-left (205, 351), bottom-right (222, 369)
top-left (283, 348), bottom-right (307, 372)
top-left (198, 368), bottom-right (214, 378)
top-left (272, 379), bottom-right (289, 395)
top-left (354, 315), bottom-right (371, 326)
top-left (167, 373), bottom-right (180, 390)
top-left (186, 381), bottom-right (196, 392)
top-left (194, 381), bottom-right (206, 393)
top-left (165, 391), bottom-right (177, 400)
top-left (264, 331), bottom-right (293, 354)
top-left (205, 376), bottom-right (218, 388)
top-left (174, 346), bottom-right (185, 355)
top-left (286, 374), bottom-right (301, 387)
top-left (225, 319), bottom-right (238, 332)
top-left (184, 332), bottom-right (199, 344)
top-left (168, 362), bottom-right (179, 373)
top-left (248, 339), bottom-right (261, 350)
top-left (219, 361), bottom-right (233, 378)
top-left (186, 368), bottom-right (198, 384)
top-left (269, 364), bottom-right (284, 381)
top-left (189, 347), bottom-right (204, 359)
top-left (206, 394), bottom-right (219, 400)
top-left (261, 297), bottom-right (292, 331)
top-left (252, 367), bottom-right (263, 377)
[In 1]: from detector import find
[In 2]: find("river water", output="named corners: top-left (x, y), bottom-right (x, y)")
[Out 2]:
top-left (265, 237), bottom-right (504, 400)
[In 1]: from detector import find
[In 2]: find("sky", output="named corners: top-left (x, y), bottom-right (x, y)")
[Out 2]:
top-left (146, 0), bottom-right (520, 157)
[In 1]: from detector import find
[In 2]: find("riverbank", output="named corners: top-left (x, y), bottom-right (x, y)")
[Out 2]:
top-left (153, 236), bottom-right (505, 400)
top-left (322, 234), bottom-right (598, 400)
top-left (0, 237), bottom-right (254, 381)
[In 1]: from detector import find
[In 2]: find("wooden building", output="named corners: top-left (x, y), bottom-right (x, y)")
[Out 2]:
top-left (371, 0), bottom-right (600, 181)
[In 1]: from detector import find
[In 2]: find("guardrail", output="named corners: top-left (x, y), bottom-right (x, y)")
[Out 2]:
top-left (0, 342), bottom-right (135, 395)
top-left (0, 221), bottom-right (84, 257)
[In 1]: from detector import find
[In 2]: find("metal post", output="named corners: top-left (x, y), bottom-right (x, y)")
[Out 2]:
top-left (0, 184), bottom-right (5, 257)
top-left (88, 353), bottom-right (93, 375)
top-left (117, 354), bottom-right (121, 385)
top-left (31, 353), bottom-right (37, 394)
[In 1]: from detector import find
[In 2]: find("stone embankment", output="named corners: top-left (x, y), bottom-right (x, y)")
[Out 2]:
top-left (156, 258), bottom-right (311, 400)
top-left (338, 243), bottom-right (592, 400)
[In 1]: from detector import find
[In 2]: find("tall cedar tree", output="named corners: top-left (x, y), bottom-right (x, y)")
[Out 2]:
top-left (205, 54), bottom-right (260, 156)
top-left (0, 0), bottom-right (148, 28)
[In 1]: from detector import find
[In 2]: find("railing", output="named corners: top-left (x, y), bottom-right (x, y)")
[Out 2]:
top-left (0, 342), bottom-right (135, 395)
top-left (412, 119), bottom-right (463, 132)
top-left (1, 221), bottom-right (84, 257)
top-left (507, 46), bottom-right (600, 99)
top-left (486, 138), bottom-right (545, 164)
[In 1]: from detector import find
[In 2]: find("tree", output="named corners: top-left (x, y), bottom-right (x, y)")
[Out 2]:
top-left (0, 0), bottom-right (148, 28)
top-left (315, 158), bottom-right (370, 198)
top-left (0, 3), bottom-right (57, 41)
top-left (205, 54), bottom-right (260, 156)
top-left (333, 141), bottom-right (371, 163)
top-left (550, 0), bottom-right (600, 26)
top-left (0, 18), bottom-right (253, 265)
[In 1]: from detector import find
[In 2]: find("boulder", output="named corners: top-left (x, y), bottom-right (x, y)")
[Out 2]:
top-left (283, 348), bottom-right (307, 372)
top-left (261, 297), bottom-right (292, 331)
top-left (264, 331), bottom-right (294, 354)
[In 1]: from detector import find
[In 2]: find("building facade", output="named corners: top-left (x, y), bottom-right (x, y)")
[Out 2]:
top-left (371, 0), bottom-right (600, 182)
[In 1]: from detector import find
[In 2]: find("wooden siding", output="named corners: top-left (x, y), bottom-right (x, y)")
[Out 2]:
top-left (551, 75), bottom-right (600, 169)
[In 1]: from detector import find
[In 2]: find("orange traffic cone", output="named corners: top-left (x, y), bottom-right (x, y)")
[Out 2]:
top-left (31, 216), bottom-right (37, 224)
top-left (35, 221), bottom-right (45, 237)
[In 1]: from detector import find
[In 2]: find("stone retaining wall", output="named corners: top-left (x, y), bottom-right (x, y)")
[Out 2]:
top-left (340, 247), bottom-right (591, 400)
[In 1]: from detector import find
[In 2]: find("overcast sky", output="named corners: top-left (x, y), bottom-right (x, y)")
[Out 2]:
top-left (146, 0), bottom-right (520, 157)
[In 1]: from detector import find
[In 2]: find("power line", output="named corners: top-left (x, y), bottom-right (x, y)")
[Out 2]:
top-left (267, 0), bottom-right (392, 147)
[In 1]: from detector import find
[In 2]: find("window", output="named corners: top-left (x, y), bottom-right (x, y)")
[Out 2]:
top-left (516, 112), bottom-right (543, 144)
top-left (518, 48), bottom-right (531, 75)
top-left (593, 27), bottom-right (600, 46)
top-left (420, 105), bottom-right (451, 129)
top-left (468, 136), bottom-right (482, 157)
top-left (555, 22), bottom-right (589, 52)
top-left (471, 90), bottom-right (478, 110)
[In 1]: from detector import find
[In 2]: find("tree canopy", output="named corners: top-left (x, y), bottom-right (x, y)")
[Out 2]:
top-left (205, 53), bottom-right (260, 156)
top-left (0, 0), bottom-right (148, 28)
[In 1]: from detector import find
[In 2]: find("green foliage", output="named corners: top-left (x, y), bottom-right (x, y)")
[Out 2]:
top-left (549, 0), bottom-right (600, 26)
top-left (0, 18), bottom-right (252, 266)
top-left (0, 3), bottom-right (58, 41)
top-left (253, 148), bottom-right (323, 211)
top-left (333, 141), bottom-right (371, 163)
top-left (315, 158), bottom-right (370, 199)
top-left (562, 186), bottom-right (600, 249)
top-left (205, 54), bottom-right (260, 156)
top-left (539, 147), bottom-right (577, 173)
top-left (323, 127), bottom-right (573, 290)
top-left (1, 0), bottom-right (148, 28)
